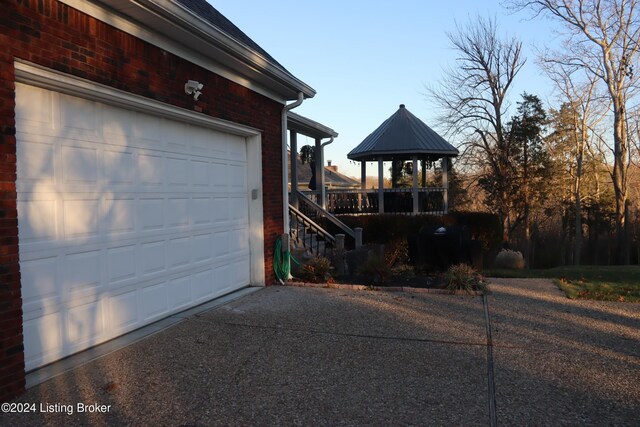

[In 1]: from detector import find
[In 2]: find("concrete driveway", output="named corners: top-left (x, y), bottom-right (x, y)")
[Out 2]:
top-left (1, 279), bottom-right (638, 426)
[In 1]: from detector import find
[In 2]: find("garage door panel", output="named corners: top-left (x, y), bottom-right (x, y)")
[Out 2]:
top-left (229, 196), bottom-right (249, 223)
top-left (63, 250), bottom-right (101, 296)
top-left (192, 198), bottom-right (213, 226)
top-left (16, 139), bottom-right (55, 185)
top-left (169, 237), bottom-right (190, 268)
top-left (161, 120), bottom-right (188, 152)
top-left (138, 198), bottom-right (164, 231)
top-left (102, 103), bottom-right (134, 138)
top-left (104, 149), bottom-right (135, 185)
top-left (141, 282), bottom-right (168, 321)
top-left (23, 313), bottom-right (63, 367)
top-left (65, 299), bottom-right (105, 347)
top-left (61, 145), bottom-right (98, 185)
top-left (104, 198), bottom-right (136, 235)
top-left (60, 93), bottom-right (98, 134)
top-left (190, 160), bottom-right (210, 187)
top-left (167, 156), bottom-right (189, 187)
top-left (15, 83), bottom-right (54, 130)
top-left (167, 198), bottom-right (189, 228)
top-left (140, 240), bottom-right (166, 276)
top-left (167, 276), bottom-right (191, 310)
top-left (192, 269), bottom-right (213, 301)
top-left (229, 163), bottom-right (247, 189)
top-left (20, 257), bottom-right (59, 310)
top-left (107, 245), bottom-right (137, 285)
top-left (109, 290), bottom-right (139, 334)
top-left (133, 112), bottom-right (162, 144)
top-left (18, 84), bottom-right (253, 371)
top-left (233, 259), bottom-right (251, 287)
top-left (63, 199), bottom-right (100, 240)
top-left (138, 153), bottom-right (164, 186)
top-left (17, 198), bottom-right (58, 243)
top-left (192, 234), bottom-right (212, 263)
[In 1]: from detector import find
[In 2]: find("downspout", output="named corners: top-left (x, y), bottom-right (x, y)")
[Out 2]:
top-left (319, 137), bottom-right (334, 209)
top-left (281, 92), bottom-right (304, 267)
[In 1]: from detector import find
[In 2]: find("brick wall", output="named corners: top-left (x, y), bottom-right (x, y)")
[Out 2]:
top-left (0, 0), bottom-right (285, 402)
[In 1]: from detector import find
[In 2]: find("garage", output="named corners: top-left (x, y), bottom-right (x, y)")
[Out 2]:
top-left (15, 80), bottom-right (262, 371)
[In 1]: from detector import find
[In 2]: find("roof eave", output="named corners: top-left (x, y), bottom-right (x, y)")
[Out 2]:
top-left (287, 111), bottom-right (338, 139)
top-left (348, 149), bottom-right (459, 161)
top-left (98, 0), bottom-right (315, 101)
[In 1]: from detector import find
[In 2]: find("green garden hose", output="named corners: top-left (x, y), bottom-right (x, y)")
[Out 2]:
top-left (274, 236), bottom-right (291, 283)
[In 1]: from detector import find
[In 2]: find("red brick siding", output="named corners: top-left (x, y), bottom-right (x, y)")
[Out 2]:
top-left (0, 0), bottom-right (285, 402)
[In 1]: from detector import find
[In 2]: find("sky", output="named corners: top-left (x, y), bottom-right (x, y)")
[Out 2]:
top-left (208, 0), bottom-right (562, 178)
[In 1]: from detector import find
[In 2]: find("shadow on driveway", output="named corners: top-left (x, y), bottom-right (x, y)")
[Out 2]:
top-left (1, 280), bottom-right (638, 426)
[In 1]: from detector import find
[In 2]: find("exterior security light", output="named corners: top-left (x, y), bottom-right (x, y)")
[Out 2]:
top-left (184, 80), bottom-right (203, 100)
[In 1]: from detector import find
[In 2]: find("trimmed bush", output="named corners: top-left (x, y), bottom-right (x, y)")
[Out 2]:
top-left (494, 249), bottom-right (525, 269)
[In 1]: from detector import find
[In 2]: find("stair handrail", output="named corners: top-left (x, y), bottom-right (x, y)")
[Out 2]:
top-left (294, 190), bottom-right (355, 239)
top-left (289, 204), bottom-right (336, 245)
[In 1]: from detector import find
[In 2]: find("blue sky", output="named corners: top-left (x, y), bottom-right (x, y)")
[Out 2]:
top-left (209, 1), bottom-right (561, 178)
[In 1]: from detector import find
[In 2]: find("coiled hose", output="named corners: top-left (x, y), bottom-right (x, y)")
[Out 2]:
top-left (273, 236), bottom-right (291, 284)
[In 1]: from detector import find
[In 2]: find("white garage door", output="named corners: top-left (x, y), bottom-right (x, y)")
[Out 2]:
top-left (16, 83), bottom-right (252, 371)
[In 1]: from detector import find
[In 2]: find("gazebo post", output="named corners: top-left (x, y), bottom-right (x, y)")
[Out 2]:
top-left (360, 161), bottom-right (366, 211)
top-left (442, 156), bottom-right (449, 214)
top-left (412, 156), bottom-right (419, 214)
top-left (378, 158), bottom-right (384, 213)
top-left (290, 130), bottom-right (298, 208)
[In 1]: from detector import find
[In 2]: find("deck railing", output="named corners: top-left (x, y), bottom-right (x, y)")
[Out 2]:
top-left (301, 188), bottom-right (446, 215)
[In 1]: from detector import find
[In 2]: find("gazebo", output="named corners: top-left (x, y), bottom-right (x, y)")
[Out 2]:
top-left (346, 104), bottom-right (459, 214)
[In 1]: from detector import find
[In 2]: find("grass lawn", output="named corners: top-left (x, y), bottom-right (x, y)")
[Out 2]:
top-left (484, 265), bottom-right (640, 303)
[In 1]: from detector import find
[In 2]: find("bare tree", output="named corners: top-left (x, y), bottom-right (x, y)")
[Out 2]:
top-left (508, 0), bottom-right (640, 262)
top-left (541, 60), bottom-right (609, 264)
top-left (428, 16), bottom-right (526, 243)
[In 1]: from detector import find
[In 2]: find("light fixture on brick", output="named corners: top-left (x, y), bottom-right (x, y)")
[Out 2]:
top-left (184, 80), bottom-right (204, 100)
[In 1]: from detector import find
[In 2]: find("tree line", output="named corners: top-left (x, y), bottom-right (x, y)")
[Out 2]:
top-left (428, 0), bottom-right (640, 266)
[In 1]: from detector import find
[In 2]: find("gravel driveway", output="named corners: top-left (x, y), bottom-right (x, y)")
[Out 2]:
top-left (0, 278), bottom-right (638, 426)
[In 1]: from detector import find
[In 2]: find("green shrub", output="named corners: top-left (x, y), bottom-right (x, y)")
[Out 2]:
top-left (300, 256), bottom-right (332, 283)
top-left (357, 255), bottom-right (391, 286)
top-left (328, 212), bottom-right (501, 250)
top-left (445, 264), bottom-right (488, 294)
top-left (385, 239), bottom-right (409, 267)
top-left (494, 249), bottom-right (525, 269)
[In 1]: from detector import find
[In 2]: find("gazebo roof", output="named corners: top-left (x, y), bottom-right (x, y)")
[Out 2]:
top-left (347, 104), bottom-right (459, 161)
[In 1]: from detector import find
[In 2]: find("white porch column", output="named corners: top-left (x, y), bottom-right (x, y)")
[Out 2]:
top-left (442, 156), bottom-right (449, 214)
top-left (378, 159), bottom-right (384, 213)
top-left (315, 138), bottom-right (326, 208)
top-left (412, 155), bottom-right (419, 214)
top-left (290, 130), bottom-right (298, 208)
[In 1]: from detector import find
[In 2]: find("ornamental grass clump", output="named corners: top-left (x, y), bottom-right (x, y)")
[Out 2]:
top-left (300, 256), bottom-right (332, 283)
top-left (445, 263), bottom-right (488, 294)
top-left (494, 249), bottom-right (525, 270)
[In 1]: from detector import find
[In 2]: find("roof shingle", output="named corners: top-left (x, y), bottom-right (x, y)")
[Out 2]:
top-left (348, 104), bottom-right (458, 161)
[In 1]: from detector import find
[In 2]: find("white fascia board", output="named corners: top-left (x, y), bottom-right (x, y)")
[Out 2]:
top-left (58, 0), bottom-right (315, 103)
top-left (146, 0), bottom-right (315, 97)
top-left (287, 111), bottom-right (339, 139)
